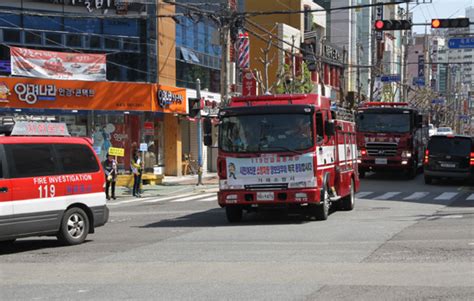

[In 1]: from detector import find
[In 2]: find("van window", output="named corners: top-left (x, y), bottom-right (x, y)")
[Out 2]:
top-left (6, 144), bottom-right (57, 178)
top-left (316, 112), bottom-right (324, 142)
top-left (55, 144), bottom-right (99, 174)
top-left (428, 137), bottom-right (471, 156)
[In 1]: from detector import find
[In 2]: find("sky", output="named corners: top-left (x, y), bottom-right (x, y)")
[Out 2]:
top-left (411, 0), bottom-right (474, 33)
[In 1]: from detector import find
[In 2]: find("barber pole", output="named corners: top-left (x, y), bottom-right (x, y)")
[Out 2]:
top-left (238, 32), bottom-right (250, 69)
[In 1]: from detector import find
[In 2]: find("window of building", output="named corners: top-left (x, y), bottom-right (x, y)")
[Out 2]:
top-left (25, 31), bottom-right (43, 45)
top-left (89, 35), bottom-right (102, 48)
top-left (0, 13), bottom-right (20, 28)
top-left (66, 34), bottom-right (82, 47)
top-left (3, 29), bottom-right (21, 43)
top-left (55, 144), bottom-right (99, 174)
top-left (45, 32), bottom-right (63, 46)
top-left (105, 37), bottom-right (120, 49)
top-left (123, 38), bottom-right (139, 52)
top-left (103, 19), bottom-right (139, 36)
top-left (24, 16), bottom-right (62, 31)
top-left (6, 144), bottom-right (57, 178)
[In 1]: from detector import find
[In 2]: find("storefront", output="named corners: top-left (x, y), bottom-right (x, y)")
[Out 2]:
top-left (0, 77), bottom-right (187, 179)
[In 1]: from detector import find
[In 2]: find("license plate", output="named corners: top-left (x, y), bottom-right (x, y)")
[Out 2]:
top-left (257, 192), bottom-right (274, 201)
top-left (441, 163), bottom-right (456, 168)
top-left (375, 158), bottom-right (388, 165)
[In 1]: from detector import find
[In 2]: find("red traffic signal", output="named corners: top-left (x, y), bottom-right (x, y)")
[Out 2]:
top-left (374, 20), bottom-right (412, 31)
top-left (431, 18), bottom-right (470, 28)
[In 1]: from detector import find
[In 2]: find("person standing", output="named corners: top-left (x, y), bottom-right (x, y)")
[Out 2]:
top-left (103, 153), bottom-right (117, 200)
top-left (131, 151), bottom-right (143, 197)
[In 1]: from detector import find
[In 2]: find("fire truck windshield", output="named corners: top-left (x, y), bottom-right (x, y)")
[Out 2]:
top-left (356, 113), bottom-right (412, 133)
top-left (219, 114), bottom-right (314, 153)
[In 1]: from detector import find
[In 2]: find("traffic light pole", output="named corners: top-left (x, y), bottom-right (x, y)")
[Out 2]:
top-left (196, 79), bottom-right (203, 186)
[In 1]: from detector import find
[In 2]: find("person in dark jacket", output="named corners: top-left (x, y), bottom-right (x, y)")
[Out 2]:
top-left (103, 153), bottom-right (117, 200)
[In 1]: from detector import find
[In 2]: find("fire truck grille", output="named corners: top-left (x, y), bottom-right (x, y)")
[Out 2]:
top-left (244, 184), bottom-right (288, 191)
top-left (366, 142), bottom-right (398, 157)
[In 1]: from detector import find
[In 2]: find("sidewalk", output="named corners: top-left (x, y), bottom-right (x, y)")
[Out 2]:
top-left (114, 173), bottom-right (219, 199)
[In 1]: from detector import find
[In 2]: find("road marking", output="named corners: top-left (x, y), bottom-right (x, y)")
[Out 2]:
top-left (198, 196), bottom-right (217, 202)
top-left (403, 192), bottom-right (429, 200)
top-left (356, 192), bottom-right (373, 198)
top-left (170, 193), bottom-right (216, 202)
top-left (143, 193), bottom-right (197, 203)
top-left (376, 192), bottom-right (401, 200)
top-left (441, 215), bottom-right (463, 219)
top-left (434, 192), bottom-right (458, 201)
top-left (466, 193), bottom-right (474, 201)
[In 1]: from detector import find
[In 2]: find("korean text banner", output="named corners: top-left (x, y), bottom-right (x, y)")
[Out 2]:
top-left (0, 77), bottom-right (154, 112)
top-left (10, 47), bottom-right (106, 81)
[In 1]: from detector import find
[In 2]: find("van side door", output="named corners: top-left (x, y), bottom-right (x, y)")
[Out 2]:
top-left (0, 145), bottom-right (13, 239)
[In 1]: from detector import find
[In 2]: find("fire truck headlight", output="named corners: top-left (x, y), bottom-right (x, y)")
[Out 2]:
top-left (401, 160), bottom-right (408, 165)
top-left (402, 151), bottom-right (412, 158)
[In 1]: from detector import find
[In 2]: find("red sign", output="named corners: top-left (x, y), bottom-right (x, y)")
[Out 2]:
top-left (242, 70), bottom-right (257, 96)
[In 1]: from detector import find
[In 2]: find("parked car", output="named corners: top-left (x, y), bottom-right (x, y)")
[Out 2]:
top-left (424, 135), bottom-right (474, 184)
top-left (436, 127), bottom-right (454, 135)
top-left (428, 124), bottom-right (437, 136)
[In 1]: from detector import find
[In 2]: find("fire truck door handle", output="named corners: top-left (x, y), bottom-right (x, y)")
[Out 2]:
top-left (0, 187), bottom-right (8, 193)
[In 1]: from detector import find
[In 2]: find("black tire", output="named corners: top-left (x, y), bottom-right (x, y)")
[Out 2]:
top-left (225, 206), bottom-right (243, 223)
top-left (340, 179), bottom-right (355, 211)
top-left (313, 187), bottom-right (329, 221)
top-left (359, 170), bottom-right (365, 179)
top-left (57, 207), bottom-right (90, 245)
top-left (424, 175), bottom-right (432, 184)
top-left (408, 161), bottom-right (418, 179)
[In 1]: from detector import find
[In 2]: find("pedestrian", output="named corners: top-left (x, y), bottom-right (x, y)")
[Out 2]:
top-left (131, 151), bottom-right (143, 197)
top-left (103, 153), bottom-right (117, 200)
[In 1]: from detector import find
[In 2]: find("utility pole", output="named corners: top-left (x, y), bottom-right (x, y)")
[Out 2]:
top-left (196, 78), bottom-right (203, 186)
top-left (401, 1), bottom-right (410, 102)
top-left (357, 42), bottom-right (361, 104)
top-left (220, 12), bottom-right (230, 107)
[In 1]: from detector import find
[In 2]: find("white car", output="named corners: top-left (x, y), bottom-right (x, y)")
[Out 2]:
top-left (436, 127), bottom-right (454, 135)
top-left (428, 124), bottom-right (437, 136)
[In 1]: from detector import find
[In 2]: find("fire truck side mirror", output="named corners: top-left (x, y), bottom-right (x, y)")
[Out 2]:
top-left (325, 121), bottom-right (336, 137)
top-left (203, 118), bottom-right (213, 147)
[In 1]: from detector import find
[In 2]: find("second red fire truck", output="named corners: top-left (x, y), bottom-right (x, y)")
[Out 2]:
top-left (355, 102), bottom-right (428, 178)
top-left (205, 94), bottom-right (360, 223)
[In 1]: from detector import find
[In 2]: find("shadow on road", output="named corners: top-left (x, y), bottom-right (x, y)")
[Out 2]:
top-left (138, 208), bottom-right (334, 228)
top-left (0, 239), bottom-right (92, 255)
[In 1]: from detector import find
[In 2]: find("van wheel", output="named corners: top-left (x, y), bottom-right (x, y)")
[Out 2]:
top-left (313, 188), bottom-right (329, 221)
top-left (424, 175), bottom-right (433, 184)
top-left (341, 179), bottom-right (355, 211)
top-left (57, 207), bottom-right (90, 245)
top-left (0, 239), bottom-right (16, 246)
top-left (226, 206), bottom-right (243, 223)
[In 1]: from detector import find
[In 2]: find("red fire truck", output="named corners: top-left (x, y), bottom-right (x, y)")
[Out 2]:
top-left (355, 102), bottom-right (428, 178)
top-left (205, 94), bottom-right (360, 223)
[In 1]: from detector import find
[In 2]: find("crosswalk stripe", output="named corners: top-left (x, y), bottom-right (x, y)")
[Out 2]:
top-left (170, 193), bottom-right (216, 203)
top-left (143, 193), bottom-right (197, 204)
top-left (403, 192), bottom-right (429, 200)
top-left (376, 192), bottom-right (401, 200)
top-left (467, 193), bottom-right (474, 201)
top-left (356, 192), bottom-right (373, 198)
top-left (198, 196), bottom-right (217, 202)
top-left (434, 192), bottom-right (458, 200)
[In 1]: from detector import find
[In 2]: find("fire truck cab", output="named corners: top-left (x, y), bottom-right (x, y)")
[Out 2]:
top-left (205, 94), bottom-right (360, 223)
top-left (355, 102), bottom-right (428, 178)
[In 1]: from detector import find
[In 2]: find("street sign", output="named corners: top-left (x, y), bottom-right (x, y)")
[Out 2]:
top-left (431, 98), bottom-right (445, 105)
top-left (380, 74), bottom-right (401, 82)
top-left (459, 115), bottom-right (470, 120)
top-left (108, 147), bottom-right (125, 157)
top-left (139, 143), bottom-right (148, 152)
top-left (448, 38), bottom-right (474, 49)
top-left (413, 77), bottom-right (425, 86)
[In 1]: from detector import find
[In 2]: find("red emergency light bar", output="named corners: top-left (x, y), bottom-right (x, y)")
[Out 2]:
top-left (232, 94), bottom-right (308, 102)
top-left (360, 102), bottom-right (409, 108)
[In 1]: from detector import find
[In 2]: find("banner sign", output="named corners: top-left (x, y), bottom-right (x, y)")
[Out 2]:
top-left (225, 153), bottom-right (315, 186)
top-left (10, 47), bottom-right (106, 81)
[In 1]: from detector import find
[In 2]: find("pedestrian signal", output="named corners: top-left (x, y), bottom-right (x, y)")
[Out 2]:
top-left (188, 97), bottom-right (203, 118)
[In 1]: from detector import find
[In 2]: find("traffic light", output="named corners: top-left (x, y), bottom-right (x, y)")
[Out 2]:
top-left (188, 97), bottom-right (203, 118)
top-left (431, 18), bottom-right (470, 29)
top-left (374, 20), bottom-right (412, 31)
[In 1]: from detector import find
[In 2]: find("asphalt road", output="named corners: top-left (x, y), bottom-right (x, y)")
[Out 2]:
top-left (1, 172), bottom-right (473, 300)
